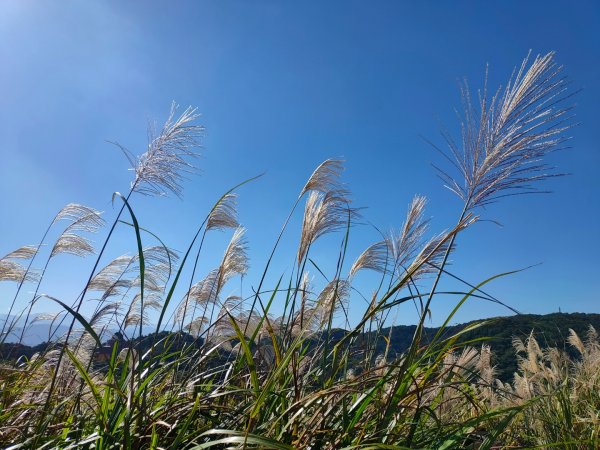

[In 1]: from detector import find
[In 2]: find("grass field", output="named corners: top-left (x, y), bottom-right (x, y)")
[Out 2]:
top-left (1, 52), bottom-right (594, 449)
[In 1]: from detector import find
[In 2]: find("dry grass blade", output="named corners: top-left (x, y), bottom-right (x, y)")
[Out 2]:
top-left (132, 103), bottom-right (204, 197)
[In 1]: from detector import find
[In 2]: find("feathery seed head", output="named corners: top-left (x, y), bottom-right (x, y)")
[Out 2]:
top-left (2, 245), bottom-right (39, 260)
top-left (0, 259), bottom-right (39, 283)
top-left (301, 158), bottom-right (345, 196)
top-left (297, 190), bottom-right (358, 264)
top-left (437, 52), bottom-right (573, 210)
top-left (207, 193), bottom-right (240, 231)
top-left (219, 227), bottom-right (249, 286)
top-left (50, 233), bottom-right (95, 258)
top-left (132, 103), bottom-right (204, 198)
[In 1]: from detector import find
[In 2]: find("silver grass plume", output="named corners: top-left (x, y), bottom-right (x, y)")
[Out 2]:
top-left (222, 294), bottom-right (244, 311)
top-left (131, 104), bottom-right (204, 198)
top-left (51, 234), bottom-right (96, 258)
top-left (292, 272), bottom-right (316, 334)
top-left (314, 279), bottom-right (350, 328)
top-left (211, 307), bottom-right (237, 341)
top-left (175, 268), bottom-right (220, 324)
top-left (53, 204), bottom-right (104, 227)
top-left (406, 213), bottom-right (477, 280)
top-left (219, 227), bottom-right (249, 285)
top-left (189, 269), bottom-right (220, 305)
top-left (587, 325), bottom-right (599, 345)
top-left (31, 312), bottom-right (63, 324)
top-left (568, 328), bottom-right (585, 355)
top-left (209, 301), bottom-right (251, 340)
top-left (175, 229), bottom-right (247, 325)
top-left (137, 245), bottom-right (180, 292)
top-left (51, 205), bottom-right (104, 258)
top-left (350, 196), bottom-right (428, 276)
top-left (207, 193), bottom-right (239, 231)
top-left (443, 346), bottom-right (480, 377)
top-left (389, 196), bottom-right (429, 271)
top-left (477, 344), bottom-right (495, 386)
top-left (124, 292), bottom-right (163, 328)
top-left (298, 159), bottom-right (357, 263)
top-left (2, 245), bottom-right (39, 260)
top-left (436, 52), bottom-right (572, 210)
top-left (298, 190), bottom-right (358, 264)
top-left (235, 311), bottom-right (270, 339)
top-left (88, 254), bottom-right (136, 299)
top-left (184, 316), bottom-right (209, 338)
top-left (0, 259), bottom-right (39, 283)
top-left (349, 239), bottom-right (389, 277)
top-left (89, 302), bottom-right (121, 328)
top-left (290, 306), bottom-right (320, 336)
top-left (301, 158), bottom-right (345, 196)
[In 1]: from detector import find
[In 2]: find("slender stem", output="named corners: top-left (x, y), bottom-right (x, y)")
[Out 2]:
top-left (38, 191), bottom-right (132, 432)
top-left (1, 220), bottom-right (54, 345)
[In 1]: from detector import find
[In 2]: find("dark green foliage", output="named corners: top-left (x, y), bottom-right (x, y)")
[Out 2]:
top-left (365, 313), bottom-right (600, 381)
top-left (5, 313), bottom-right (599, 384)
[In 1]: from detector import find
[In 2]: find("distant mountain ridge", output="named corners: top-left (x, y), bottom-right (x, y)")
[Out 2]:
top-left (375, 312), bottom-right (600, 380)
top-left (3, 312), bottom-right (599, 381)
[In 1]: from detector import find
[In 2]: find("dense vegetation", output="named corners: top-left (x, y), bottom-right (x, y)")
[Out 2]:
top-left (376, 312), bottom-right (600, 382)
top-left (5, 312), bottom-right (600, 384)
top-left (1, 52), bottom-right (594, 449)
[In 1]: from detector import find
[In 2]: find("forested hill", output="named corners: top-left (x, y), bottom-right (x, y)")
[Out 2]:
top-left (375, 312), bottom-right (600, 381)
top-left (3, 313), bottom-right (600, 382)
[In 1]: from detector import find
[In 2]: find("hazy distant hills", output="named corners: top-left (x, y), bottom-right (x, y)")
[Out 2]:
top-left (0, 314), bottom-right (71, 346)
top-left (0, 314), bottom-right (152, 346)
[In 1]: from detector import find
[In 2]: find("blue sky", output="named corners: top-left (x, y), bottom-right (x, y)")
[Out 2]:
top-left (0, 1), bottom-right (599, 328)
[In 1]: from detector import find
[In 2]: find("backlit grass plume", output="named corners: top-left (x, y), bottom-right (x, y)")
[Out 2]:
top-left (436, 52), bottom-right (572, 210)
top-left (128, 103), bottom-right (204, 198)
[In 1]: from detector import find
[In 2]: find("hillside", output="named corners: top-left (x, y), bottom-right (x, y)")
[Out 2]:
top-left (376, 312), bottom-right (600, 381)
top-left (3, 312), bottom-right (599, 383)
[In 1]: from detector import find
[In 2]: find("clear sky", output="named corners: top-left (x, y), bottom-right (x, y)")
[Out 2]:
top-left (1, 1), bottom-right (599, 328)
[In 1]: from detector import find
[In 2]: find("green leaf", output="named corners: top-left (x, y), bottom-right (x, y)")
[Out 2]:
top-left (192, 429), bottom-right (293, 450)
top-left (43, 295), bottom-right (101, 346)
